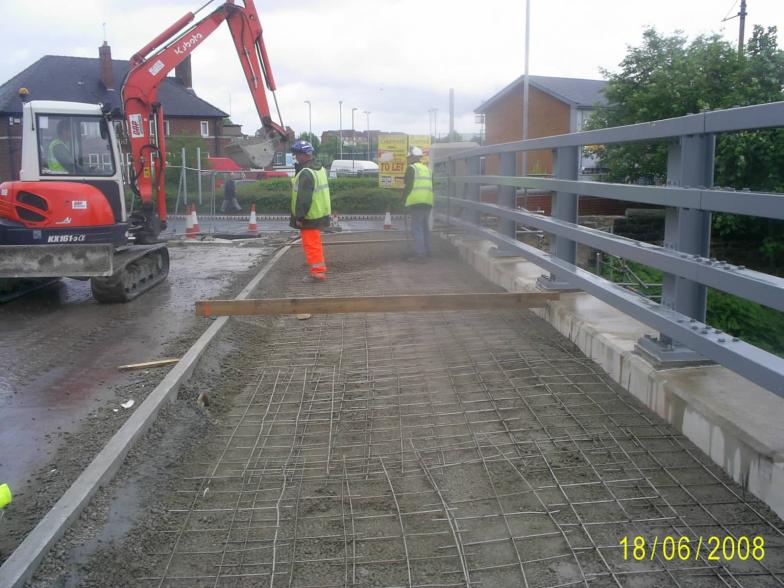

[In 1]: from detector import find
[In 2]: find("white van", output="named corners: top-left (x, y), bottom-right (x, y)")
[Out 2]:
top-left (329, 159), bottom-right (379, 178)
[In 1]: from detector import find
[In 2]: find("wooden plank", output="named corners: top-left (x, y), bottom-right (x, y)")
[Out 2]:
top-left (196, 292), bottom-right (560, 317)
top-left (322, 239), bottom-right (410, 246)
top-left (117, 358), bottom-right (180, 371)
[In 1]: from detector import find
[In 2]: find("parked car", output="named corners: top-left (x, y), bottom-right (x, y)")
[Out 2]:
top-left (329, 159), bottom-right (379, 178)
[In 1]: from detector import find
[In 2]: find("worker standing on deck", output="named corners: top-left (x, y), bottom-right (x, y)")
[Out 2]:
top-left (290, 140), bottom-right (331, 282)
top-left (402, 146), bottom-right (434, 262)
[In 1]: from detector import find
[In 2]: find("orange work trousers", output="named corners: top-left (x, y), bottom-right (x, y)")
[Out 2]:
top-left (301, 229), bottom-right (326, 276)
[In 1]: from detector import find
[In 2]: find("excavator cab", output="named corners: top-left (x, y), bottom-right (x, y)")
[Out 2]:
top-left (38, 115), bottom-right (115, 178)
top-left (2, 101), bottom-right (128, 244)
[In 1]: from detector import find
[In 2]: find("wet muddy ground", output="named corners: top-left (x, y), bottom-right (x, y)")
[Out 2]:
top-left (9, 233), bottom-right (784, 587)
top-left (0, 235), bottom-right (289, 566)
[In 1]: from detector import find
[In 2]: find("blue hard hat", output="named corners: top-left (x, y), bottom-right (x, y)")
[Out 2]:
top-left (291, 140), bottom-right (314, 154)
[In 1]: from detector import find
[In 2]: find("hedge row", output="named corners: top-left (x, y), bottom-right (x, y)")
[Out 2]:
top-left (137, 176), bottom-right (406, 214)
top-left (234, 178), bottom-right (405, 214)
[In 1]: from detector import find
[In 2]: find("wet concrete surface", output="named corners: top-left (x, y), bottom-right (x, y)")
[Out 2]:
top-left (24, 233), bottom-right (784, 587)
top-left (0, 240), bottom-right (278, 495)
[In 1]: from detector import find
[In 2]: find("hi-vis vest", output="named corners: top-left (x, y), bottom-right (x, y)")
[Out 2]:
top-left (47, 138), bottom-right (69, 172)
top-left (291, 166), bottom-right (331, 219)
top-left (405, 162), bottom-right (433, 207)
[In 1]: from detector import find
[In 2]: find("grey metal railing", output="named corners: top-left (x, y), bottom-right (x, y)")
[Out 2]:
top-left (432, 101), bottom-right (784, 397)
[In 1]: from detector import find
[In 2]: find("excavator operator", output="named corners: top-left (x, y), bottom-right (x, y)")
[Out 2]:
top-left (47, 119), bottom-right (75, 174)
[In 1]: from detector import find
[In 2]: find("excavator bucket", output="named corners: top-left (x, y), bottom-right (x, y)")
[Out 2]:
top-left (224, 132), bottom-right (278, 169)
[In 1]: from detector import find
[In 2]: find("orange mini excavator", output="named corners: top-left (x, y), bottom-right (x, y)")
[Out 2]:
top-left (0, 1), bottom-right (286, 302)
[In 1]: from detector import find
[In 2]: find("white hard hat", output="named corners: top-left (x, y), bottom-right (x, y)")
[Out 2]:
top-left (409, 146), bottom-right (423, 157)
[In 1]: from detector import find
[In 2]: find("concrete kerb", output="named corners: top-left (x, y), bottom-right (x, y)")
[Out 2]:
top-left (0, 242), bottom-right (293, 588)
top-left (166, 236), bottom-right (273, 246)
top-left (444, 232), bottom-right (784, 521)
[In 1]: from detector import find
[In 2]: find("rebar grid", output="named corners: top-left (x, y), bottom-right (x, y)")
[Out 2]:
top-left (136, 242), bottom-right (782, 587)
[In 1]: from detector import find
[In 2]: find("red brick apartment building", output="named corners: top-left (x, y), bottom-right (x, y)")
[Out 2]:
top-left (476, 74), bottom-right (631, 215)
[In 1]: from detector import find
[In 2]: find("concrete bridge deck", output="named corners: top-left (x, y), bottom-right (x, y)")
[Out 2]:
top-left (30, 232), bottom-right (784, 586)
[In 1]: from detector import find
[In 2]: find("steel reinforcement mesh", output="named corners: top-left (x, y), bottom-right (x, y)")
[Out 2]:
top-left (139, 238), bottom-right (783, 587)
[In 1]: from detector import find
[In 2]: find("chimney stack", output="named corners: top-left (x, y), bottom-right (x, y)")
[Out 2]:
top-left (449, 88), bottom-right (455, 140)
top-left (175, 55), bottom-right (193, 91)
top-left (99, 41), bottom-right (114, 90)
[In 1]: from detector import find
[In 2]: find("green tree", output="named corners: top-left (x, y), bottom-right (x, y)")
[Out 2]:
top-left (165, 134), bottom-right (210, 169)
top-left (297, 132), bottom-right (321, 152)
top-left (318, 135), bottom-right (341, 167)
top-left (434, 131), bottom-right (463, 143)
top-left (587, 25), bottom-right (784, 265)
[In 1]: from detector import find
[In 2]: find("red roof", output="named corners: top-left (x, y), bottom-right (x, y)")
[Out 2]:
top-left (207, 157), bottom-right (243, 172)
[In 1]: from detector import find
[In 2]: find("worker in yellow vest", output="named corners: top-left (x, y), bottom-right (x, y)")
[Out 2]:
top-left (402, 147), bottom-right (433, 262)
top-left (290, 140), bottom-right (331, 282)
top-left (47, 119), bottom-right (75, 174)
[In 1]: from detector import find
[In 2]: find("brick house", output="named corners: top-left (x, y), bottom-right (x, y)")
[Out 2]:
top-left (320, 130), bottom-right (383, 162)
top-left (0, 43), bottom-right (237, 182)
top-left (320, 130), bottom-right (373, 147)
top-left (476, 74), bottom-right (632, 215)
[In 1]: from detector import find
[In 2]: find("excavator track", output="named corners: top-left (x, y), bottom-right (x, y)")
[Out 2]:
top-left (90, 244), bottom-right (169, 303)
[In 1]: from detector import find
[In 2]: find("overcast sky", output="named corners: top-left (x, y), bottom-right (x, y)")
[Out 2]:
top-left (2, 0), bottom-right (783, 138)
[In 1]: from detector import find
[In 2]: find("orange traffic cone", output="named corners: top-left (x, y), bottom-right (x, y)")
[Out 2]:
top-left (383, 211), bottom-right (392, 230)
top-left (248, 204), bottom-right (257, 234)
top-left (191, 205), bottom-right (200, 235)
top-left (185, 204), bottom-right (195, 239)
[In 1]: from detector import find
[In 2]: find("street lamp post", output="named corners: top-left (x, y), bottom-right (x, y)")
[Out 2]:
top-left (304, 100), bottom-right (312, 140)
top-left (363, 110), bottom-right (371, 160)
top-left (339, 100), bottom-right (343, 159)
top-left (351, 107), bottom-right (358, 168)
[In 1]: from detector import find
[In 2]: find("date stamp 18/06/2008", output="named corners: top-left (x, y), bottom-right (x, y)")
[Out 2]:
top-left (620, 535), bottom-right (766, 562)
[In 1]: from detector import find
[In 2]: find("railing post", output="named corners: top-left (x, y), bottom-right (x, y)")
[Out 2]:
top-left (463, 156), bottom-right (481, 227)
top-left (637, 133), bottom-right (715, 366)
top-left (487, 151), bottom-right (521, 257)
top-left (498, 152), bottom-right (517, 238)
top-left (537, 146), bottom-right (580, 289)
top-left (447, 158), bottom-right (456, 228)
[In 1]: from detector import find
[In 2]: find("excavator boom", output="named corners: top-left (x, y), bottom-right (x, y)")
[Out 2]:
top-left (123, 0), bottom-right (286, 240)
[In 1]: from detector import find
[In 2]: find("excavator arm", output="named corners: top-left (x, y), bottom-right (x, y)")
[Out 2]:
top-left (122, 0), bottom-right (285, 242)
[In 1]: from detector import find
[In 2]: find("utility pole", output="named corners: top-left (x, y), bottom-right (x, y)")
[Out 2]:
top-left (339, 100), bottom-right (343, 159)
top-left (304, 100), bottom-right (311, 139)
top-left (723, 0), bottom-right (748, 57)
top-left (449, 88), bottom-right (455, 141)
top-left (364, 111), bottom-right (371, 160)
top-left (351, 107), bottom-right (357, 168)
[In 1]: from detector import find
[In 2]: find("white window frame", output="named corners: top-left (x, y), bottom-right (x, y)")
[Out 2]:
top-left (200, 121), bottom-right (209, 137)
top-left (164, 120), bottom-right (170, 136)
top-left (80, 121), bottom-right (101, 138)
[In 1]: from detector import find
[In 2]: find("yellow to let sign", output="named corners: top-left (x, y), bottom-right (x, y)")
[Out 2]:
top-left (377, 134), bottom-right (408, 189)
